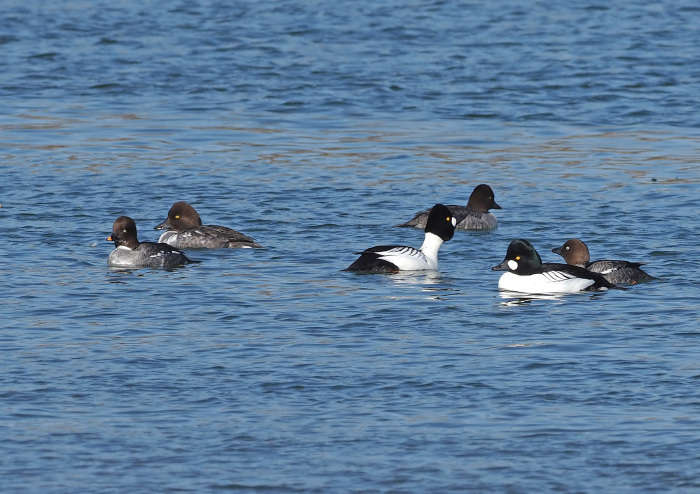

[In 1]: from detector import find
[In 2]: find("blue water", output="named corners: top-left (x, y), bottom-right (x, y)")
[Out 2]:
top-left (2, 1), bottom-right (700, 492)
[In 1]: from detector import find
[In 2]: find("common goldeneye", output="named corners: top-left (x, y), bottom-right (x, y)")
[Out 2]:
top-left (345, 204), bottom-right (459, 273)
top-left (107, 216), bottom-right (195, 269)
top-left (552, 238), bottom-right (653, 284)
top-left (396, 184), bottom-right (502, 230)
top-left (492, 239), bottom-right (618, 294)
top-left (154, 201), bottom-right (262, 249)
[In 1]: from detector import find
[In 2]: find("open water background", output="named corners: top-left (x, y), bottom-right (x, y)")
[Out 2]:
top-left (2, 1), bottom-right (700, 492)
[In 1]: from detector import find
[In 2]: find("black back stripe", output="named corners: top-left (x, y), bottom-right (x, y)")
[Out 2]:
top-left (543, 270), bottom-right (577, 282)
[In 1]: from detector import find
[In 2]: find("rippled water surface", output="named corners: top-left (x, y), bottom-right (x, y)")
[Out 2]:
top-left (2, 1), bottom-right (700, 492)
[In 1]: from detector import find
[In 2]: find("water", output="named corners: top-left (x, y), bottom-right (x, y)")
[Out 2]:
top-left (2, 0), bottom-right (700, 492)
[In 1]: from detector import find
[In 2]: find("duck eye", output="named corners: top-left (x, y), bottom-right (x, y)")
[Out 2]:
top-left (515, 256), bottom-right (521, 261)
top-left (565, 246), bottom-right (569, 251)
top-left (446, 216), bottom-right (451, 221)
top-left (175, 215), bottom-right (180, 219)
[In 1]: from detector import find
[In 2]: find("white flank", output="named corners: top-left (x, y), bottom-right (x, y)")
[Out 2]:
top-left (498, 271), bottom-right (595, 294)
top-left (378, 246), bottom-right (430, 271)
top-left (377, 232), bottom-right (444, 271)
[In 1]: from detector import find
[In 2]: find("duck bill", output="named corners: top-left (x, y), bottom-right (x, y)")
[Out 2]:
top-left (492, 259), bottom-right (509, 271)
top-left (492, 201), bottom-right (502, 210)
top-left (106, 235), bottom-right (113, 241)
top-left (551, 246), bottom-right (563, 255)
top-left (154, 219), bottom-right (171, 230)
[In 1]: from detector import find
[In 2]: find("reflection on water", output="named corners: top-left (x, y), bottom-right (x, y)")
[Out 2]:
top-left (497, 291), bottom-right (567, 305)
top-left (496, 289), bottom-right (622, 306)
top-left (385, 270), bottom-right (444, 285)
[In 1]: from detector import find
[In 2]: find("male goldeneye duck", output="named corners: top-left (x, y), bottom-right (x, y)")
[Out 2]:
top-left (154, 201), bottom-right (262, 249)
top-left (345, 204), bottom-right (459, 273)
top-left (492, 239), bottom-right (618, 294)
top-left (107, 216), bottom-right (195, 269)
top-left (396, 184), bottom-right (502, 230)
top-left (552, 238), bottom-right (653, 285)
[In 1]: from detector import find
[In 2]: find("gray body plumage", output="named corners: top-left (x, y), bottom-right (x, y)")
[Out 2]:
top-left (158, 226), bottom-right (262, 249)
top-left (586, 260), bottom-right (653, 284)
top-left (108, 244), bottom-right (191, 269)
top-left (397, 184), bottom-right (501, 231)
top-left (398, 205), bottom-right (498, 230)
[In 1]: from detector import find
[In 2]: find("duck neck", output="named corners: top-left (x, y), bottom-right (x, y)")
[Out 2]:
top-left (419, 232), bottom-right (444, 267)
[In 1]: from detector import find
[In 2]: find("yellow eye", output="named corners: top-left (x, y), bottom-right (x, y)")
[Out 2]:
top-left (515, 256), bottom-right (521, 261)
top-left (123, 229), bottom-right (127, 233)
top-left (446, 216), bottom-right (451, 221)
top-left (175, 215), bottom-right (180, 219)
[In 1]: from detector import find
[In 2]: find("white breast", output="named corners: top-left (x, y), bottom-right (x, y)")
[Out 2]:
top-left (108, 246), bottom-right (137, 267)
top-left (158, 231), bottom-right (178, 245)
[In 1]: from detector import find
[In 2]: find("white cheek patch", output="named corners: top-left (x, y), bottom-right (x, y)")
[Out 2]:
top-left (507, 259), bottom-right (519, 271)
top-left (451, 217), bottom-right (456, 226)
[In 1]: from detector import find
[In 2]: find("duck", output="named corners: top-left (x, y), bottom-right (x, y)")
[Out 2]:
top-left (346, 204), bottom-right (459, 273)
top-left (107, 216), bottom-right (195, 269)
top-left (492, 239), bottom-right (618, 294)
top-left (396, 184), bottom-right (501, 230)
top-left (552, 238), bottom-right (653, 284)
top-left (154, 201), bottom-right (262, 249)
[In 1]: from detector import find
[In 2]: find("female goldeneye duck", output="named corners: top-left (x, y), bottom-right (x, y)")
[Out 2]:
top-left (154, 201), bottom-right (262, 249)
top-left (107, 216), bottom-right (195, 269)
top-left (552, 238), bottom-right (654, 285)
top-left (396, 184), bottom-right (502, 230)
top-left (492, 238), bottom-right (619, 294)
top-left (345, 204), bottom-right (458, 273)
